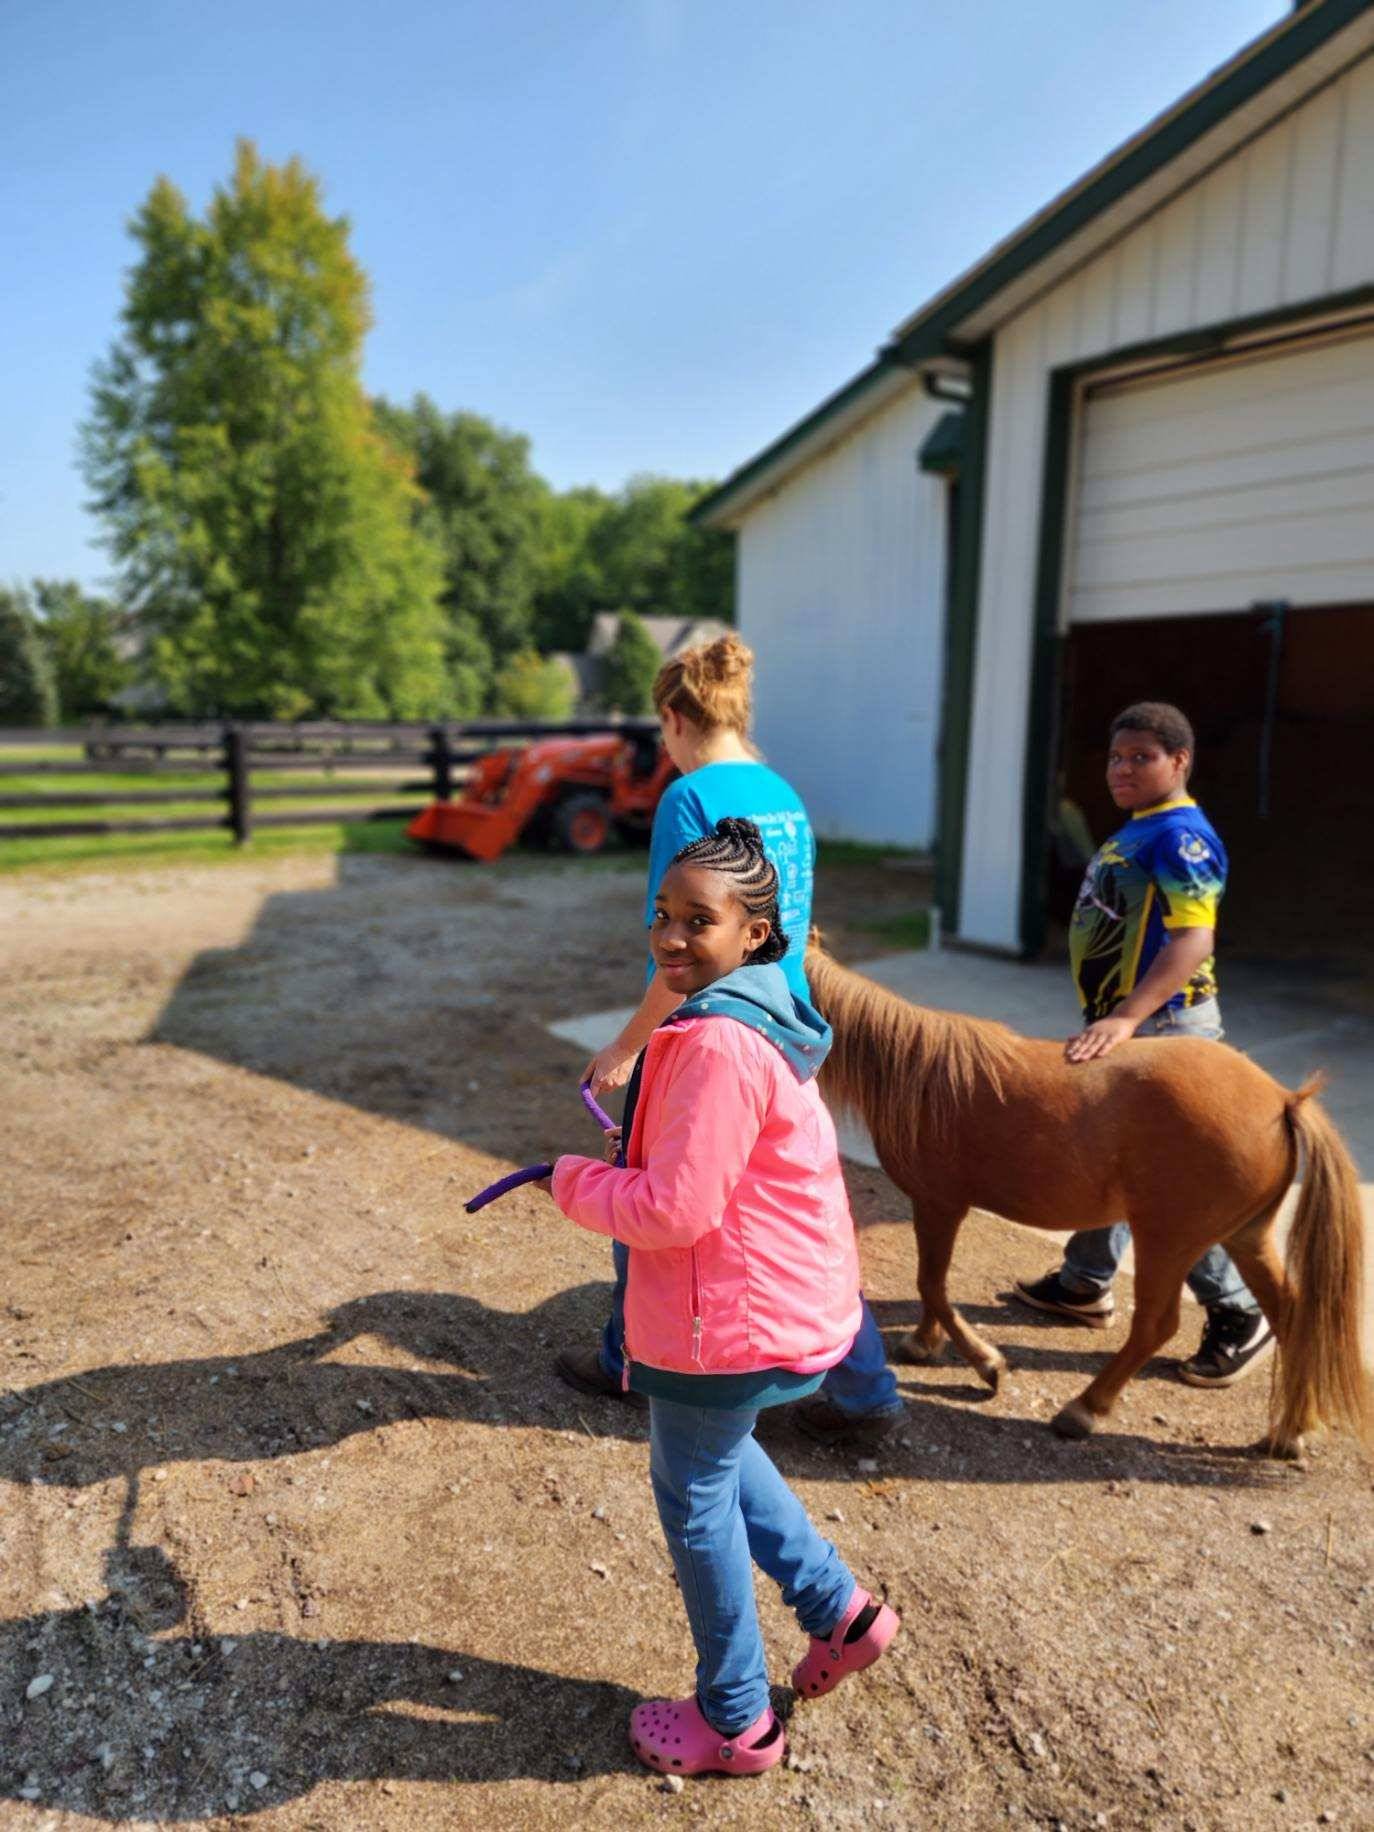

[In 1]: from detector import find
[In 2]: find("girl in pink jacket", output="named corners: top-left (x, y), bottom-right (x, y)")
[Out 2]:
top-left (548, 818), bottom-right (900, 1777)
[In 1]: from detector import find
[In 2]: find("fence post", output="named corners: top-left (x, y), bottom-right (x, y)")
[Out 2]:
top-left (226, 725), bottom-right (251, 843)
top-left (430, 723), bottom-right (454, 802)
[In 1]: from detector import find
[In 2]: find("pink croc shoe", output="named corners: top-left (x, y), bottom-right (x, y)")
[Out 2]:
top-left (792, 1587), bottom-right (900, 1701)
top-left (628, 1695), bottom-right (785, 1778)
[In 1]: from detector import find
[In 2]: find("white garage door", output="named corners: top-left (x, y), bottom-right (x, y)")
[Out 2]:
top-left (1066, 324), bottom-right (1374, 624)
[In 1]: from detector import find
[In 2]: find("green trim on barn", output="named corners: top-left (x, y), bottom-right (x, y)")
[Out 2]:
top-left (1018, 368), bottom-right (1077, 959)
top-left (693, 3), bottom-right (1367, 533)
top-left (889, 0), bottom-right (1373, 365)
top-left (1012, 280), bottom-right (1374, 958)
top-left (934, 342), bottom-right (993, 934)
top-left (917, 410), bottom-right (966, 476)
top-left (690, 357), bottom-right (902, 527)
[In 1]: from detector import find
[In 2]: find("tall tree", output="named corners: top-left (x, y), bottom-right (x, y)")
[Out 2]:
top-left (81, 141), bottom-right (448, 719)
top-left (600, 609), bottom-right (661, 714)
top-left (31, 579), bottom-right (132, 720)
top-left (0, 586), bottom-right (60, 727)
top-left (528, 484), bottom-right (612, 654)
top-left (530, 476), bottom-right (735, 655)
top-left (373, 397), bottom-right (545, 697)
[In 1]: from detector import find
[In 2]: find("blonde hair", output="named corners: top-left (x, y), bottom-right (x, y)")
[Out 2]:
top-left (653, 631), bottom-right (754, 735)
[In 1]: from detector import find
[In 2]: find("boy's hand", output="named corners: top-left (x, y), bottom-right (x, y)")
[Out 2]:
top-left (602, 1126), bottom-right (623, 1165)
top-left (1065, 1016), bottom-right (1137, 1063)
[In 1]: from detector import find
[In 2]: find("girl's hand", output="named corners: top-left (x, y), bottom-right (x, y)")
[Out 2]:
top-left (583, 1042), bottom-right (637, 1095)
top-left (1065, 1016), bottom-right (1137, 1063)
top-left (532, 1175), bottom-right (553, 1193)
top-left (602, 1126), bottom-right (623, 1165)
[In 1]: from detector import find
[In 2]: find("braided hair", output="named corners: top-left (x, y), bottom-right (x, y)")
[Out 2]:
top-left (668, 817), bottom-right (789, 964)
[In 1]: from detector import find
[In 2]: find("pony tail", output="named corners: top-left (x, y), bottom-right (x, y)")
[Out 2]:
top-left (1270, 1086), bottom-right (1373, 1453)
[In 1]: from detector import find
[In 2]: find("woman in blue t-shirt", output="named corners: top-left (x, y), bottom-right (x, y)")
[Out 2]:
top-left (555, 632), bottom-right (901, 1445)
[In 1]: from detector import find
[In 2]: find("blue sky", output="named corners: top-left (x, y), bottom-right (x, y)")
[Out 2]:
top-left (2, 0), bottom-right (1285, 592)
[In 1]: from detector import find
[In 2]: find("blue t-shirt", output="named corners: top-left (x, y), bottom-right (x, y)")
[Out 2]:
top-left (1068, 795), bottom-right (1228, 1022)
top-left (645, 762), bottom-right (815, 1001)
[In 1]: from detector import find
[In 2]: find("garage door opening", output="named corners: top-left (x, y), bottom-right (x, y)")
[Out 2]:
top-left (1051, 604), bottom-right (1374, 971)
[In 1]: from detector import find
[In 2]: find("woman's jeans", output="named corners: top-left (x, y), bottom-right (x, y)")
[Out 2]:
top-left (649, 1395), bottom-right (856, 1733)
top-left (600, 1242), bottom-right (901, 1416)
top-left (1062, 998), bottom-right (1258, 1313)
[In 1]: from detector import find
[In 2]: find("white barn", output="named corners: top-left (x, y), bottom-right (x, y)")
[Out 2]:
top-left (697, 0), bottom-right (1374, 961)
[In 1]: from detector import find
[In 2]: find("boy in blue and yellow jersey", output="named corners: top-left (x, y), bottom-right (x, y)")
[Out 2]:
top-left (1013, 702), bottom-right (1274, 1389)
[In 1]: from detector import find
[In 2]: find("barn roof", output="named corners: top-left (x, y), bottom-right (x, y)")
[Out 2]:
top-left (695, 0), bottom-right (1374, 529)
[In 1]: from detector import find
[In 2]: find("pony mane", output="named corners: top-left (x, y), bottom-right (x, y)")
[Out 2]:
top-left (806, 943), bottom-right (1017, 1160)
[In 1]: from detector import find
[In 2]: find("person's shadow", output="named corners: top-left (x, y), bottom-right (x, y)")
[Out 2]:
top-left (0, 1286), bottom-right (643, 1502)
top-left (2, 1497), bottom-right (635, 1819)
top-left (2, 1285), bottom-right (1270, 1505)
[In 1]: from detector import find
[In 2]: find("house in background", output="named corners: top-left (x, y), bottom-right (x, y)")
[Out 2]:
top-left (552, 613), bottom-right (730, 710)
top-left (696, 0), bottom-right (1374, 964)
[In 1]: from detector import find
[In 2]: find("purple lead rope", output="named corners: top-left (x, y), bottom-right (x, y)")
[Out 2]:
top-left (463, 1079), bottom-right (619, 1213)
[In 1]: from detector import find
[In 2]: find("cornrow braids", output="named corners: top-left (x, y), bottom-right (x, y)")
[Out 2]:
top-left (669, 817), bottom-right (790, 964)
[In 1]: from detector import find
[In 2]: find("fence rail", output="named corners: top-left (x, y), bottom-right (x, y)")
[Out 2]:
top-left (0, 718), bottom-right (655, 845)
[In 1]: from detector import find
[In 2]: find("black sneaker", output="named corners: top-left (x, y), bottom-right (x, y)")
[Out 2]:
top-left (1178, 1308), bottom-right (1275, 1388)
top-left (794, 1397), bottom-right (902, 1450)
top-left (554, 1345), bottom-right (647, 1410)
top-left (1010, 1270), bottom-right (1115, 1329)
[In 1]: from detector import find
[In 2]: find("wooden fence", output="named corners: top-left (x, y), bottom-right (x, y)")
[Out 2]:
top-left (0, 719), bottom-right (656, 845)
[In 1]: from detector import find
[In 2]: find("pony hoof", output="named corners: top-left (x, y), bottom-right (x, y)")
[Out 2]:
top-left (1267, 1433), bottom-right (1306, 1462)
top-left (898, 1333), bottom-right (946, 1367)
top-left (1051, 1400), bottom-right (1098, 1441)
top-left (976, 1357), bottom-right (1006, 1393)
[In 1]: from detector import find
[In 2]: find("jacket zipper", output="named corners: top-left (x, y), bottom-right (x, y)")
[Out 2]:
top-left (690, 1246), bottom-right (703, 1367)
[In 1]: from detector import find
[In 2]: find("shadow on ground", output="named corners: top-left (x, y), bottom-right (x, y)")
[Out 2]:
top-left (2, 1288), bottom-right (1282, 1502)
top-left (4, 1535), bottom-right (636, 1819)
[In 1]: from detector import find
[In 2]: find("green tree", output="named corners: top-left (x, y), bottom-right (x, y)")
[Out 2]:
top-left (0, 586), bottom-right (60, 727)
top-left (31, 579), bottom-right (132, 720)
top-left (81, 140), bottom-right (448, 719)
top-left (492, 650), bottom-right (576, 720)
top-left (373, 396), bottom-right (545, 676)
top-left (528, 484), bottom-right (612, 653)
top-left (530, 476), bottom-right (735, 654)
top-left (600, 609), bottom-right (661, 714)
top-left (590, 476), bottom-right (735, 625)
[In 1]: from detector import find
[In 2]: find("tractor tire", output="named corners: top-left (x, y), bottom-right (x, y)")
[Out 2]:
top-left (551, 792), bottom-right (613, 855)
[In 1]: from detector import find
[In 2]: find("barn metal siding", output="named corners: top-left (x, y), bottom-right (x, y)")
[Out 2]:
top-left (1069, 329), bottom-right (1374, 622)
top-left (734, 383), bottom-right (950, 848)
top-left (958, 49), bottom-right (1374, 952)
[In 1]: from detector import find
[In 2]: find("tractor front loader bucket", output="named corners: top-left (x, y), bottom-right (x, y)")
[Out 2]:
top-left (405, 800), bottom-right (521, 861)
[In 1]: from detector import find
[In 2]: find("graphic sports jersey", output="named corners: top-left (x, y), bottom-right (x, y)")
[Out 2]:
top-left (1068, 796), bottom-right (1227, 1023)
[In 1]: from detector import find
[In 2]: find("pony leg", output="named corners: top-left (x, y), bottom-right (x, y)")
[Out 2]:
top-left (1224, 1209), bottom-right (1302, 1457)
top-left (1052, 1238), bottom-right (1192, 1439)
top-left (903, 1202), bottom-right (1007, 1392)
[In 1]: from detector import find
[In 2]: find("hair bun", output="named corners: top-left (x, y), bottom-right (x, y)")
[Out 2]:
top-left (713, 816), bottom-right (764, 853)
top-left (694, 632), bottom-right (754, 684)
top-left (654, 629), bottom-right (755, 737)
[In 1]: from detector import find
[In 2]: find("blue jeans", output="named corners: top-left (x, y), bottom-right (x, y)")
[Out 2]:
top-left (599, 1239), bottom-right (902, 1416)
top-left (1062, 999), bottom-right (1258, 1313)
top-left (649, 1395), bottom-right (856, 1732)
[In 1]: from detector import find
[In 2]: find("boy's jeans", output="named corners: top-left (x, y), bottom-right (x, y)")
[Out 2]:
top-left (649, 1395), bottom-right (856, 1733)
top-left (599, 1241), bottom-right (901, 1416)
top-left (1062, 998), bottom-right (1258, 1313)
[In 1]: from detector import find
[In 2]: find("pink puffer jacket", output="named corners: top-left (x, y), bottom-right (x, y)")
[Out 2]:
top-left (552, 1017), bottom-right (860, 1378)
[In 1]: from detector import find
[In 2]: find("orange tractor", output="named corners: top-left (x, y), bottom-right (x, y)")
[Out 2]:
top-left (406, 729), bottom-right (676, 861)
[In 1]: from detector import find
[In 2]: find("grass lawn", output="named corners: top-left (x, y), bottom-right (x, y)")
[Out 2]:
top-left (0, 745), bottom-right (933, 916)
top-left (0, 820), bottom-right (421, 875)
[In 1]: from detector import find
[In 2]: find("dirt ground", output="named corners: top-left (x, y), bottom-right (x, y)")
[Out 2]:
top-left (1, 847), bottom-right (1371, 1832)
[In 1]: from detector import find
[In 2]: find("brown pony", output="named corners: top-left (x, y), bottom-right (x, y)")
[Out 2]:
top-left (807, 943), bottom-right (1372, 1457)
